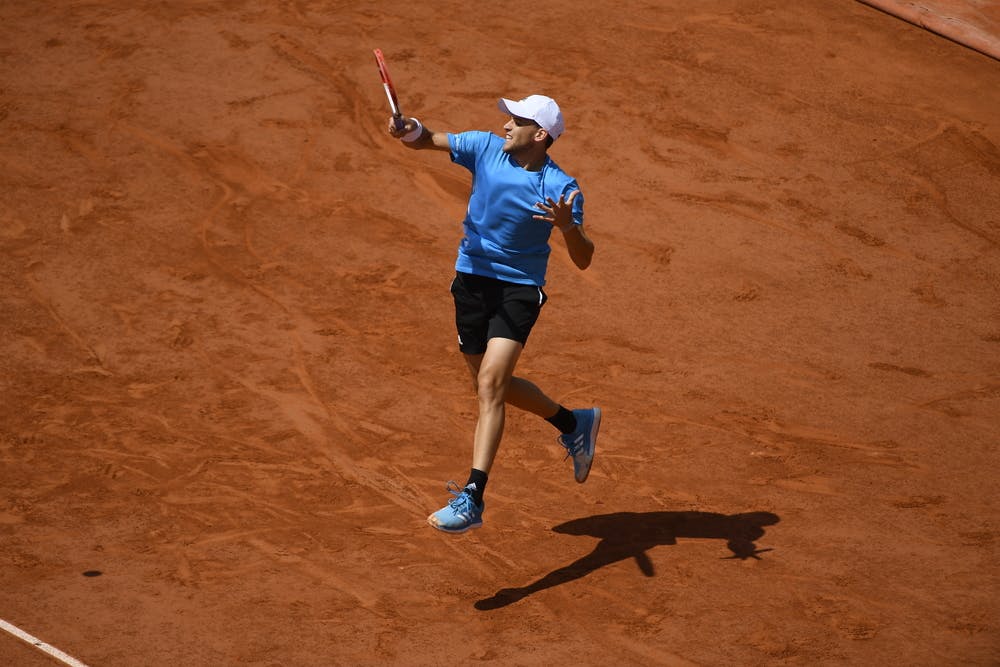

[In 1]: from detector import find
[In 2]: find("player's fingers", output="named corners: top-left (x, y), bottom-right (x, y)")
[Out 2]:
top-left (565, 190), bottom-right (581, 205)
top-left (389, 116), bottom-right (412, 134)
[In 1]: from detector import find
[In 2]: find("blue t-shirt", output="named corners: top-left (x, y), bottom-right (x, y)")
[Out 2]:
top-left (448, 131), bottom-right (584, 286)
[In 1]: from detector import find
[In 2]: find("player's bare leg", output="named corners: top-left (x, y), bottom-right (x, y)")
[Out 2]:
top-left (429, 337), bottom-right (600, 532)
top-left (463, 341), bottom-right (599, 480)
top-left (463, 351), bottom-right (560, 428)
top-left (427, 337), bottom-right (521, 533)
top-left (465, 340), bottom-right (601, 484)
top-left (466, 337), bottom-right (523, 474)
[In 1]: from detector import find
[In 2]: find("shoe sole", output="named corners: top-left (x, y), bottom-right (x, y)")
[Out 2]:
top-left (427, 516), bottom-right (483, 533)
top-left (576, 407), bottom-right (601, 483)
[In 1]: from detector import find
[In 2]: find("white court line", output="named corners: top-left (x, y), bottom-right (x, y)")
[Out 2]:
top-left (0, 618), bottom-right (90, 667)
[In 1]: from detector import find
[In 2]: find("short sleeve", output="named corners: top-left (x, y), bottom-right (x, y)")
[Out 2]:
top-left (448, 131), bottom-right (493, 173)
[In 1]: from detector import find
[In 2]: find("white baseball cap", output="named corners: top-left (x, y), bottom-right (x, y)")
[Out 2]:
top-left (497, 94), bottom-right (565, 140)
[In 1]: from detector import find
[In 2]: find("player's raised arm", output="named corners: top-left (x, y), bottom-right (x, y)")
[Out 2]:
top-left (388, 116), bottom-right (450, 151)
top-left (372, 50), bottom-right (447, 152)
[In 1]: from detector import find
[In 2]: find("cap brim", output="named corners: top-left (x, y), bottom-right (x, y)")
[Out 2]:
top-left (497, 98), bottom-right (527, 118)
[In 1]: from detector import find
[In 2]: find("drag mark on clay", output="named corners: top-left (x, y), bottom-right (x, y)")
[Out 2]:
top-left (208, 360), bottom-right (447, 526)
top-left (885, 123), bottom-right (1000, 247)
top-left (711, 412), bottom-right (921, 471)
top-left (868, 362), bottom-right (932, 377)
top-left (268, 33), bottom-right (376, 147)
top-left (666, 190), bottom-right (818, 243)
top-left (22, 265), bottom-right (111, 373)
top-left (919, 384), bottom-right (1000, 417)
top-left (243, 536), bottom-right (387, 614)
top-left (905, 169), bottom-right (999, 248)
top-left (835, 223), bottom-right (884, 247)
top-left (123, 122), bottom-right (372, 424)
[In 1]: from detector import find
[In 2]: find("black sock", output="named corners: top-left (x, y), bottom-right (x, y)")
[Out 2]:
top-left (464, 468), bottom-right (488, 505)
top-left (546, 406), bottom-right (578, 435)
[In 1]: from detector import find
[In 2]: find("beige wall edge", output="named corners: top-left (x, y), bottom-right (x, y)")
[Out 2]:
top-left (857, 0), bottom-right (1000, 61)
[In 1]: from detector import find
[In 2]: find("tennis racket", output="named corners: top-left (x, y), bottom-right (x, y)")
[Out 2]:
top-left (373, 48), bottom-right (404, 131)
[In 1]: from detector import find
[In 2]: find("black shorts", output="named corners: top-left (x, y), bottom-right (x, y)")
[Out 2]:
top-left (450, 272), bottom-right (547, 354)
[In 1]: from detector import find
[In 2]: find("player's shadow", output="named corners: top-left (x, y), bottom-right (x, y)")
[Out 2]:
top-left (475, 510), bottom-right (779, 611)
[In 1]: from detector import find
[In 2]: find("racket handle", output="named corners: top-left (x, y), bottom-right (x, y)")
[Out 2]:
top-left (392, 113), bottom-right (405, 131)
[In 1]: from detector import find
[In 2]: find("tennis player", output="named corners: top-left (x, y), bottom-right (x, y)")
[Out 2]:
top-left (387, 94), bottom-right (601, 533)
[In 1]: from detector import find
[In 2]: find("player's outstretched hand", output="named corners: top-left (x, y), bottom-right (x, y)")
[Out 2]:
top-left (533, 190), bottom-right (580, 231)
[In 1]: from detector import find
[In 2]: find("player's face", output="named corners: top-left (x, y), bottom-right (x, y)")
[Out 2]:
top-left (502, 116), bottom-right (545, 153)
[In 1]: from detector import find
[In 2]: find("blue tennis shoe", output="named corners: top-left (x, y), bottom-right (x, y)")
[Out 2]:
top-left (427, 481), bottom-right (484, 533)
top-left (559, 407), bottom-right (601, 483)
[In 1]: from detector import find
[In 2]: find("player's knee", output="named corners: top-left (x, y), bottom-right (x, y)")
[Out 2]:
top-left (475, 370), bottom-right (507, 406)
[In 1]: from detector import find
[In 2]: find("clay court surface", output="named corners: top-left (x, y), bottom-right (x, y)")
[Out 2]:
top-left (2, 1), bottom-right (999, 665)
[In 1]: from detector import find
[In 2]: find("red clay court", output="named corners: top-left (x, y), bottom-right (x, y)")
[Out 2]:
top-left (1, 1), bottom-right (998, 665)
